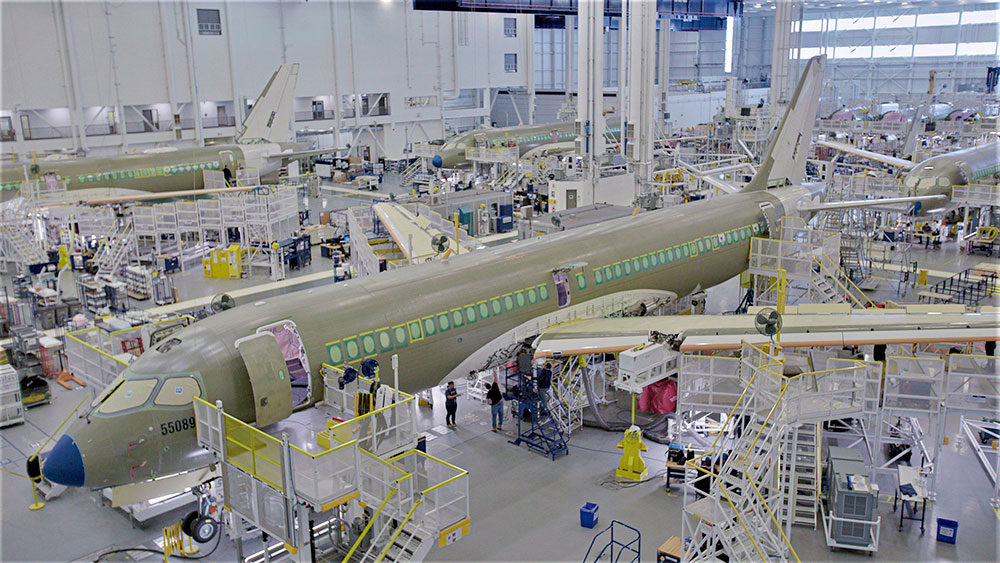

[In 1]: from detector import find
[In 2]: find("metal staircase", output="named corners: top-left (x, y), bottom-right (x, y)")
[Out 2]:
top-left (548, 356), bottom-right (588, 435)
top-left (510, 367), bottom-right (569, 460)
top-left (94, 219), bottom-right (135, 280)
top-left (680, 340), bottom-right (875, 562)
top-left (400, 159), bottom-right (423, 187)
top-left (0, 193), bottom-right (49, 267)
top-left (782, 423), bottom-right (819, 529)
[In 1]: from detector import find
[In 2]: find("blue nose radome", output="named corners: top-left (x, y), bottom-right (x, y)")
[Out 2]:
top-left (431, 154), bottom-right (443, 168)
top-left (43, 434), bottom-right (85, 487)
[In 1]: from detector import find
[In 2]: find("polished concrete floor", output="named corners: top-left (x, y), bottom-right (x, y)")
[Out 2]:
top-left (3, 378), bottom-right (999, 562)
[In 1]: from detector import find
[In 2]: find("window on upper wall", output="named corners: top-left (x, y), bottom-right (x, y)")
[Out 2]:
top-left (504, 53), bottom-right (517, 73)
top-left (197, 9), bottom-right (222, 36)
top-left (504, 17), bottom-right (517, 37)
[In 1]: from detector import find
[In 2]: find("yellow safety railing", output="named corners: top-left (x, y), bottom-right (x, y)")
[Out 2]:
top-left (223, 411), bottom-right (285, 490)
top-left (65, 328), bottom-right (130, 368)
top-left (816, 252), bottom-right (876, 308)
top-left (375, 499), bottom-right (425, 563)
top-left (685, 461), bottom-right (766, 562)
top-left (744, 472), bottom-right (802, 562)
top-left (342, 488), bottom-right (398, 562)
top-left (551, 356), bottom-right (585, 410)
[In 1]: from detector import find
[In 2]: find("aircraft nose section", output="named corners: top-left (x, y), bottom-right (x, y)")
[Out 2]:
top-left (431, 154), bottom-right (443, 168)
top-left (43, 434), bottom-right (85, 487)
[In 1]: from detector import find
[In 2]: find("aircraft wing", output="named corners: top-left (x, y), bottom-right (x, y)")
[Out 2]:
top-left (267, 148), bottom-right (344, 162)
top-left (797, 194), bottom-right (947, 212)
top-left (816, 140), bottom-right (913, 169)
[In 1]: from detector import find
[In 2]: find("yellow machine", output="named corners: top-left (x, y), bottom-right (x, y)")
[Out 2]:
top-left (616, 425), bottom-right (649, 481)
top-left (202, 245), bottom-right (243, 279)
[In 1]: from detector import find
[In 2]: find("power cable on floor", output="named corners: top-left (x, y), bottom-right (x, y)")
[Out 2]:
top-left (93, 524), bottom-right (222, 562)
top-left (599, 468), bottom-right (670, 491)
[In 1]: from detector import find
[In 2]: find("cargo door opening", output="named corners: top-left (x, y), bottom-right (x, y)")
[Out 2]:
top-left (235, 333), bottom-right (292, 427)
top-left (257, 321), bottom-right (312, 407)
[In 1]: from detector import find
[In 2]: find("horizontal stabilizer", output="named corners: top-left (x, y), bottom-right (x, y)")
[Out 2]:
top-left (817, 140), bottom-right (913, 169)
top-left (797, 194), bottom-right (947, 212)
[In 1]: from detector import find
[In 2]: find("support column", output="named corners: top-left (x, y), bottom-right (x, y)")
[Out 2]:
top-left (617, 10), bottom-right (628, 132)
top-left (626, 0), bottom-right (656, 200)
top-left (577, 0), bottom-right (605, 197)
top-left (525, 15), bottom-right (535, 125)
top-left (769, 0), bottom-right (799, 105)
top-left (657, 17), bottom-right (670, 128)
top-left (224, 0), bottom-right (243, 128)
top-left (158, 0), bottom-right (181, 140)
top-left (182, 0), bottom-right (204, 145)
top-left (564, 16), bottom-right (574, 100)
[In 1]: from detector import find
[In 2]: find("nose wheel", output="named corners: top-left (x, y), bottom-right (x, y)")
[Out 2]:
top-left (181, 482), bottom-right (221, 543)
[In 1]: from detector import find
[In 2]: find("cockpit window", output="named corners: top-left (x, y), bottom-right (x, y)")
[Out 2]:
top-left (154, 376), bottom-right (202, 406)
top-left (157, 338), bottom-right (182, 353)
top-left (97, 379), bottom-right (158, 414)
top-left (90, 375), bottom-right (125, 409)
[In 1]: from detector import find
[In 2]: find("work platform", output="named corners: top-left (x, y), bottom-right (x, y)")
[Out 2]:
top-left (192, 363), bottom-right (470, 563)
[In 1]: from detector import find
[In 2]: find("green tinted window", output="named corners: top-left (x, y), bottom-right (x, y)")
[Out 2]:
top-left (682, 245), bottom-right (689, 257)
top-left (603, 266), bottom-right (613, 281)
top-left (408, 321), bottom-right (423, 341)
top-left (503, 295), bottom-right (515, 312)
top-left (697, 240), bottom-right (705, 253)
top-left (632, 258), bottom-right (641, 272)
top-left (423, 317), bottom-right (437, 336)
top-left (595, 269), bottom-right (604, 285)
top-left (539, 284), bottom-right (549, 301)
top-left (478, 302), bottom-right (490, 319)
top-left (393, 326), bottom-right (409, 349)
top-left (437, 313), bottom-right (450, 332)
top-left (451, 309), bottom-right (464, 327)
top-left (667, 249), bottom-right (674, 262)
top-left (360, 332), bottom-right (377, 356)
top-left (515, 291), bottom-right (526, 308)
top-left (377, 329), bottom-right (393, 352)
top-left (657, 251), bottom-right (665, 265)
top-left (623, 261), bottom-right (632, 276)
top-left (641, 256), bottom-right (649, 270)
top-left (576, 273), bottom-right (587, 290)
top-left (344, 337), bottom-right (361, 361)
top-left (328, 341), bottom-right (344, 365)
top-left (491, 297), bottom-right (503, 315)
top-left (613, 263), bottom-right (623, 278)
top-left (465, 306), bottom-right (477, 324)
top-left (527, 287), bottom-right (538, 304)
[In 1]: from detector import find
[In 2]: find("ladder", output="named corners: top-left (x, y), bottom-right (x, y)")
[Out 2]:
top-left (839, 245), bottom-right (865, 283)
top-left (0, 219), bottom-right (48, 265)
top-left (95, 219), bottom-right (135, 280)
top-left (782, 423), bottom-right (819, 529)
top-left (400, 159), bottom-right (423, 187)
top-left (811, 276), bottom-right (847, 304)
top-left (510, 370), bottom-right (569, 460)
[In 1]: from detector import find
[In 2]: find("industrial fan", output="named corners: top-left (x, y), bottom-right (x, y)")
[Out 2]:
top-left (753, 307), bottom-right (782, 345)
top-left (431, 234), bottom-right (450, 254)
top-left (210, 293), bottom-right (236, 314)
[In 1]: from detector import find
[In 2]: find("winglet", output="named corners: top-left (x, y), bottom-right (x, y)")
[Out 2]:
top-left (744, 55), bottom-right (827, 192)
top-left (237, 63), bottom-right (299, 144)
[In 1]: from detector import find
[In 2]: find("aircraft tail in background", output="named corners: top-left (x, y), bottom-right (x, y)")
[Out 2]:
top-left (237, 63), bottom-right (299, 144)
top-left (743, 55), bottom-right (827, 192)
top-left (902, 104), bottom-right (924, 160)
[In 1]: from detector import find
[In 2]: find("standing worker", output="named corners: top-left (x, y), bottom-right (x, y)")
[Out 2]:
top-left (487, 376), bottom-right (504, 432)
top-left (536, 362), bottom-right (553, 406)
top-left (445, 381), bottom-right (460, 428)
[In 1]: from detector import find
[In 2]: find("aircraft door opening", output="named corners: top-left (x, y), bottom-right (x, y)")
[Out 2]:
top-left (256, 321), bottom-right (312, 407)
top-left (553, 271), bottom-right (571, 307)
top-left (219, 151), bottom-right (236, 185)
top-left (235, 333), bottom-right (292, 427)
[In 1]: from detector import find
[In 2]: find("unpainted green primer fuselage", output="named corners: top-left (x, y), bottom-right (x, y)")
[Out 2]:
top-left (58, 185), bottom-right (801, 489)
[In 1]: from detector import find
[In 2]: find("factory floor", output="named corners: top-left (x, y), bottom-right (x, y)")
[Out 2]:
top-left (2, 381), bottom-right (998, 562)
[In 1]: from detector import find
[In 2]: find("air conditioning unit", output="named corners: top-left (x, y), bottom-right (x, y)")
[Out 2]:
top-left (826, 447), bottom-right (877, 547)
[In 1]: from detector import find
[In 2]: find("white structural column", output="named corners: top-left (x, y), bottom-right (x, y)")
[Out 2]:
top-left (577, 0), bottom-right (605, 192)
top-left (657, 17), bottom-right (670, 126)
top-left (182, 0), bottom-right (203, 145)
top-left (768, 0), bottom-right (799, 105)
top-left (626, 0), bottom-right (656, 198)
top-left (525, 15), bottom-right (536, 125)
top-left (564, 16), bottom-right (574, 100)
top-left (617, 7), bottom-right (628, 130)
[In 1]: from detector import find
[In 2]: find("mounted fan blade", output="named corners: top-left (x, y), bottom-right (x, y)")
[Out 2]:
top-left (753, 307), bottom-right (782, 338)
top-left (210, 293), bottom-right (236, 313)
top-left (430, 234), bottom-right (450, 254)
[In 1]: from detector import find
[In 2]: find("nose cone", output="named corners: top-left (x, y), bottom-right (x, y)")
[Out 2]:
top-left (431, 154), bottom-right (443, 168)
top-left (43, 435), bottom-right (85, 487)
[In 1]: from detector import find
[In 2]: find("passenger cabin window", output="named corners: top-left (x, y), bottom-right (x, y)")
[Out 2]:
top-left (553, 272), bottom-right (571, 307)
top-left (154, 376), bottom-right (202, 406)
top-left (97, 379), bottom-right (158, 414)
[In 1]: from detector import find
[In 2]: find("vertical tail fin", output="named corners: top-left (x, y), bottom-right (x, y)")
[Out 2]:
top-left (744, 55), bottom-right (827, 192)
top-left (901, 104), bottom-right (924, 160)
top-left (237, 63), bottom-right (299, 144)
